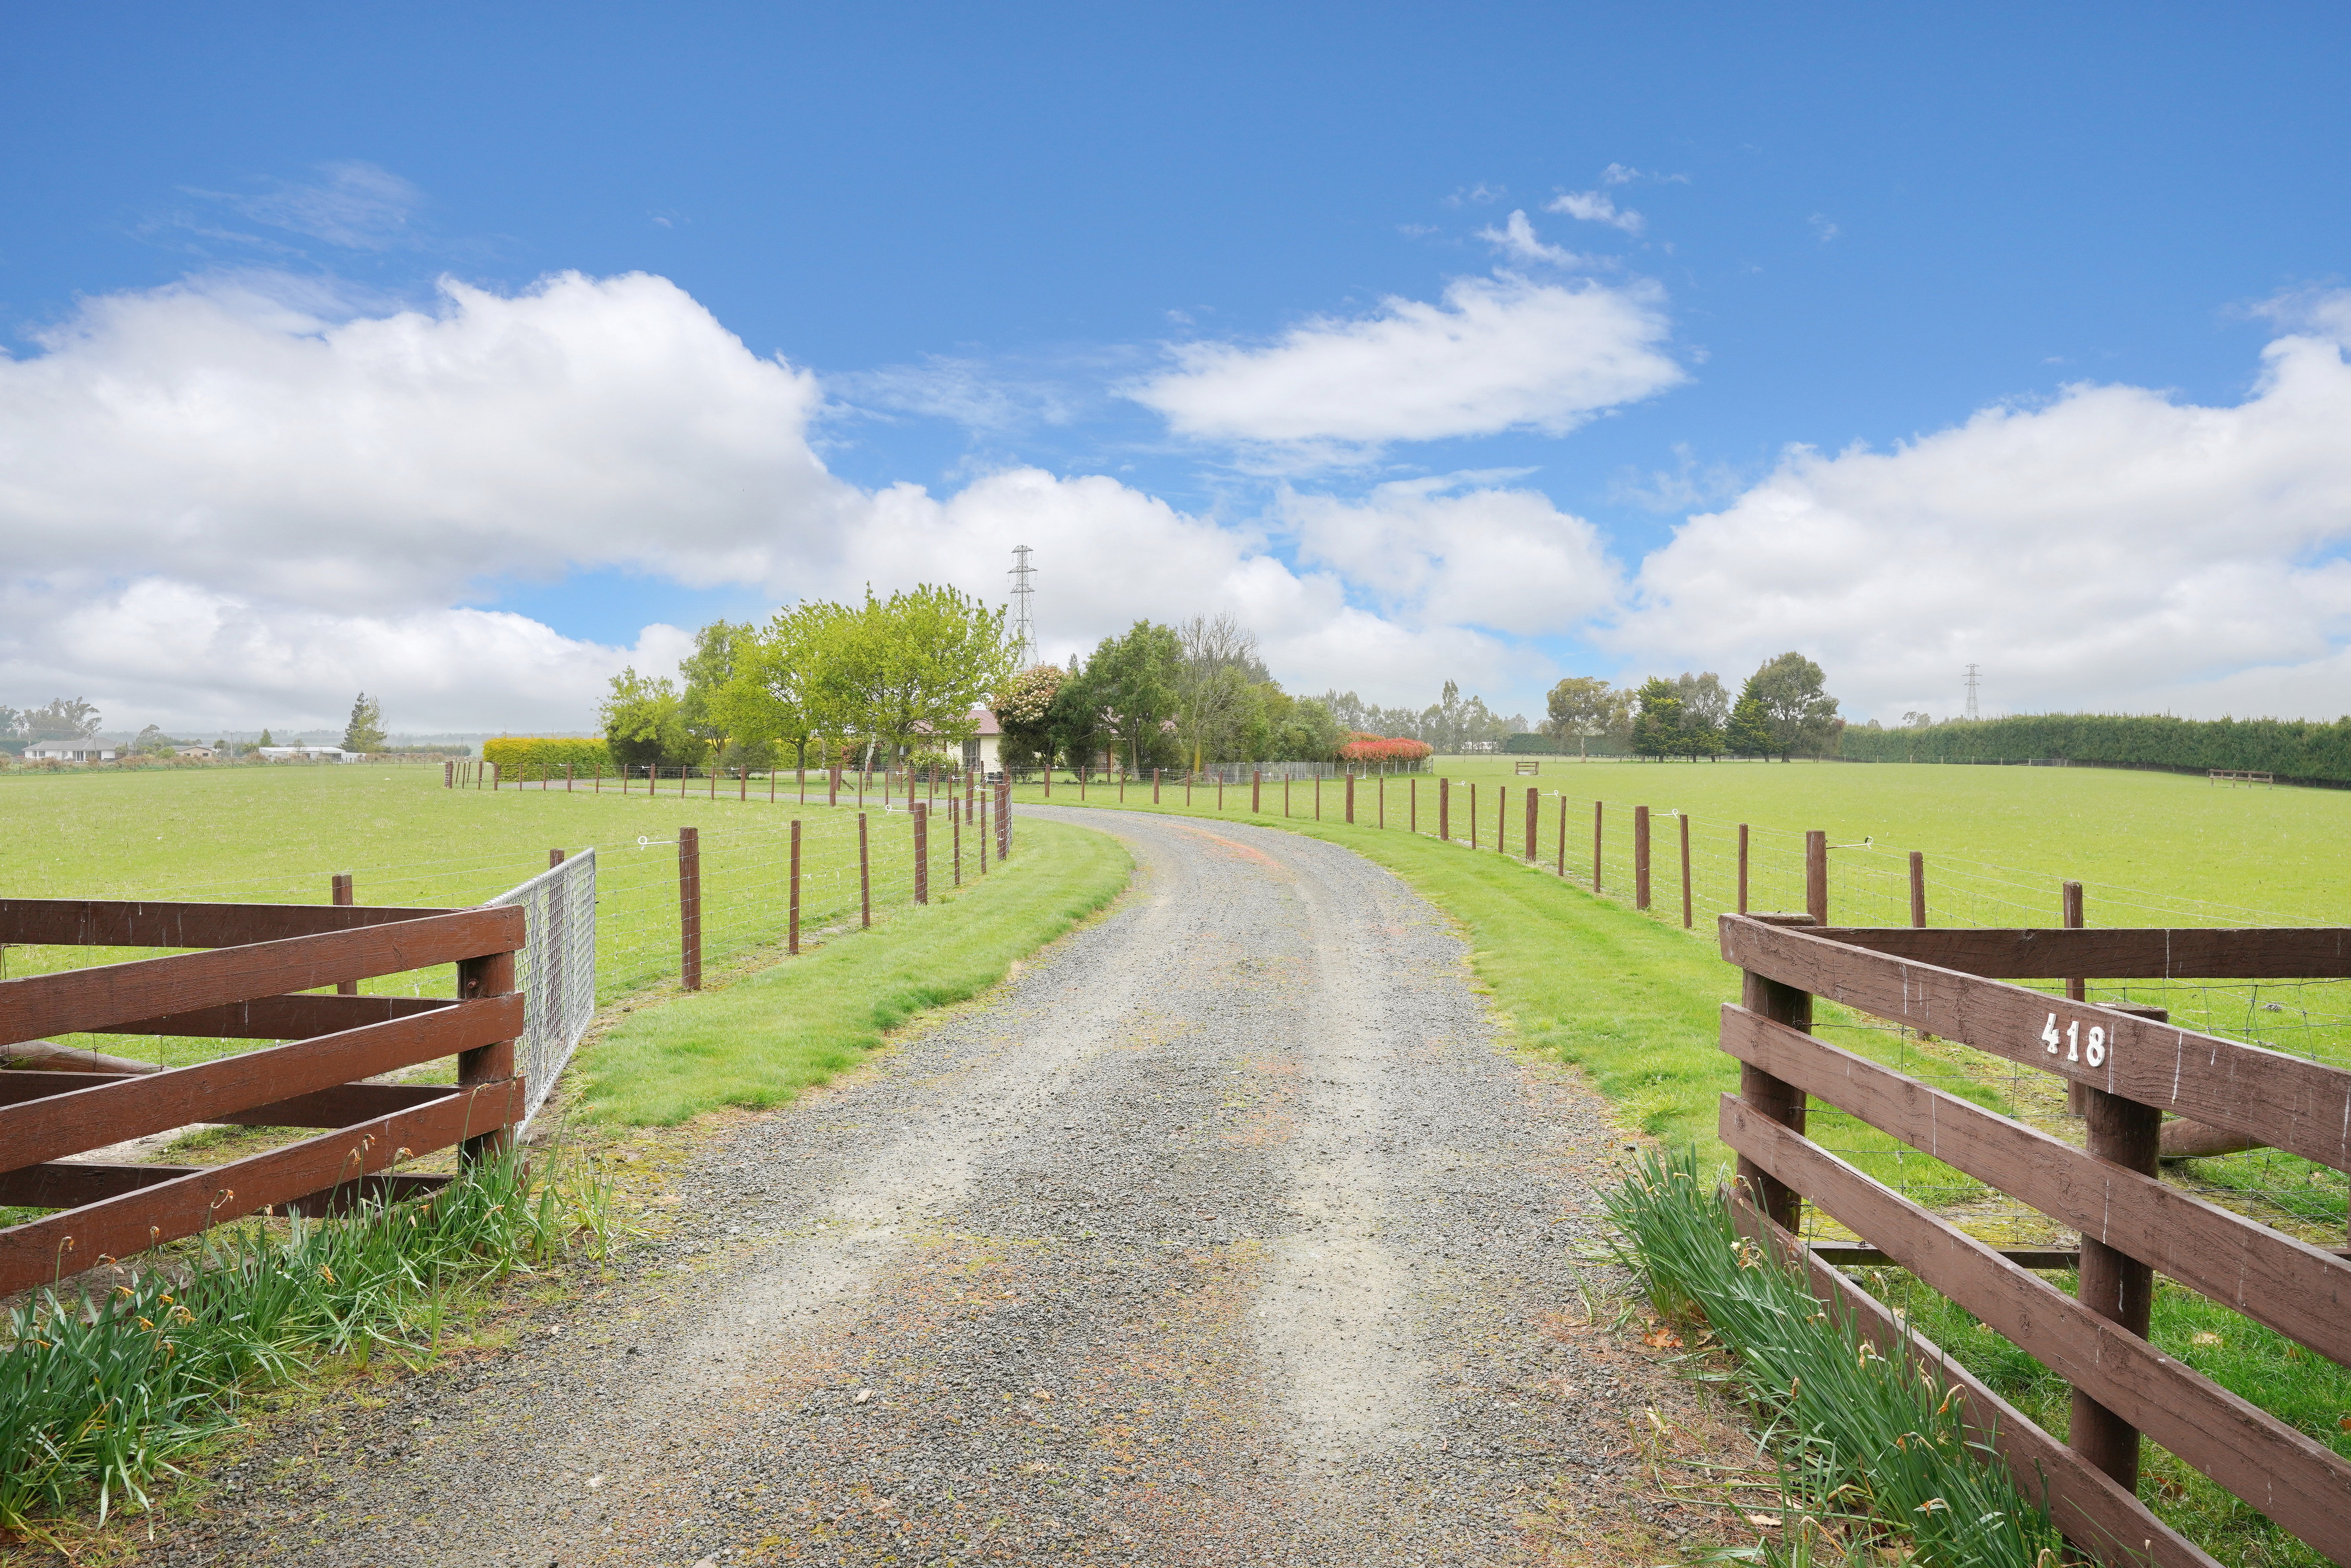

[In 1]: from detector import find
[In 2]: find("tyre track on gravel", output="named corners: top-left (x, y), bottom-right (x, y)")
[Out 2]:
top-left (144, 806), bottom-right (1729, 1567)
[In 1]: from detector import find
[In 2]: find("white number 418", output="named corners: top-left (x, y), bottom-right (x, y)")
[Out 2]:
top-left (2042, 1012), bottom-right (2108, 1067)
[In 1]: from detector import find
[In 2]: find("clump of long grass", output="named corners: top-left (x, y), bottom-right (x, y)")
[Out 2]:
top-left (1603, 1146), bottom-right (2062, 1568)
top-left (0, 1145), bottom-right (614, 1534)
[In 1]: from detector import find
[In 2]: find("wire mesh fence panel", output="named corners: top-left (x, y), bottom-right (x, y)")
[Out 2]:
top-left (483, 849), bottom-right (599, 1130)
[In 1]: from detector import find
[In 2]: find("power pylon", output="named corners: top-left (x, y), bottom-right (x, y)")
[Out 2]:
top-left (1963, 663), bottom-right (1982, 721)
top-left (1008, 545), bottom-right (1037, 669)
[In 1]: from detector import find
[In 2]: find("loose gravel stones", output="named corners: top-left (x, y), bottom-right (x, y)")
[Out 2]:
top-left (126, 808), bottom-right (1737, 1567)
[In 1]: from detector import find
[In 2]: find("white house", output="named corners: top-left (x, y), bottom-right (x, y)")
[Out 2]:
top-left (961, 708), bottom-right (1003, 776)
top-left (173, 745), bottom-right (220, 760)
top-left (258, 745), bottom-right (359, 763)
top-left (21, 739), bottom-right (117, 762)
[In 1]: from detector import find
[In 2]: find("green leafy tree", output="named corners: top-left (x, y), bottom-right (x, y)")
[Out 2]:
top-left (1671, 672), bottom-right (1728, 759)
top-left (599, 668), bottom-right (691, 769)
top-left (831, 584), bottom-right (1014, 766)
top-left (1745, 652), bottom-right (1843, 760)
top-left (1073, 621), bottom-right (1182, 775)
top-left (1726, 692), bottom-right (1774, 758)
top-left (1544, 676), bottom-right (1629, 759)
top-left (715, 602), bottom-right (853, 771)
top-left (1630, 677), bottom-right (1685, 759)
top-left (676, 621), bottom-right (758, 763)
top-left (342, 693), bottom-right (387, 754)
top-left (1046, 657), bottom-right (1108, 777)
top-left (257, 728), bottom-right (275, 748)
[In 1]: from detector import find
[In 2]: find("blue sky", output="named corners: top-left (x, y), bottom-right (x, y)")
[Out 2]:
top-left (6, 4), bottom-right (2351, 733)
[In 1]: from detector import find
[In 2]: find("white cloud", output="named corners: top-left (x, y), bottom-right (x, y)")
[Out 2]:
top-left (1, 270), bottom-right (853, 610)
top-left (1474, 210), bottom-right (1581, 267)
top-left (0, 271), bottom-right (1524, 728)
top-left (1545, 190), bottom-right (1645, 236)
top-left (1613, 312), bottom-right (2351, 720)
top-left (186, 162), bottom-right (426, 252)
top-left (1129, 273), bottom-right (1683, 451)
top-left (2, 577), bottom-right (694, 734)
top-left (827, 354), bottom-right (1084, 434)
top-left (1283, 476), bottom-right (1621, 636)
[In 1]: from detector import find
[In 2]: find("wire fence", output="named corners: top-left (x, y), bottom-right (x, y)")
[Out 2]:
top-left (5, 782), bottom-right (1019, 1106)
top-left (998, 768), bottom-right (2351, 1250)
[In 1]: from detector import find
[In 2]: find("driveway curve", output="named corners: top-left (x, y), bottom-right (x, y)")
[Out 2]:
top-left (147, 807), bottom-right (1722, 1567)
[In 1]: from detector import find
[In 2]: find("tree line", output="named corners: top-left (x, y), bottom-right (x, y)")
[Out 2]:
top-left (1543, 652), bottom-right (1844, 761)
top-left (1838, 710), bottom-right (2351, 782)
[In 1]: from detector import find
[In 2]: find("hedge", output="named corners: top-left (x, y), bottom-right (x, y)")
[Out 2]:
top-left (1839, 713), bottom-right (2351, 785)
top-left (480, 737), bottom-right (613, 776)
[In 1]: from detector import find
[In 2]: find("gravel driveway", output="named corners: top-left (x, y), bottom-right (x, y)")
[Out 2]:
top-left (135, 808), bottom-right (1733, 1567)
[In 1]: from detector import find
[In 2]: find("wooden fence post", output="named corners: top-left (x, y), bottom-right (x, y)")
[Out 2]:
top-left (1253, 770), bottom-right (1262, 813)
top-left (444, 759), bottom-right (453, 788)
top-left (830, 766), bottom-right (840, 808)
top-left (953, 803), bottom-right (962, 887)
top-left (1805, 830), bottom-right (1829, 926)
top-left (1407, 775), bottom-right (1416, 833)
top-left (1523, 786), bottom-right (1537, 862)
top-left (997, 780), bottom-right (1011, 859)
top-left (1592, 801), bottom-right (1603, 891)
top-left (679, 827), bottom-right (702, 991)
top-left (1154, 768), bottom-right (1161, 804)
top-left (914, 803), bottom-right (929, 905)
top-left (739, 765), bottom-right (748, 802)
top-left (1313, 775), bottom-right (1321, 820)
top-left (567, 762), bottom-right (575, 792)
top-left (859, 813), bottom-right (872, 926)
top-left (1738, 824), bottom-right (1750, 913)
top-left (1910, 851), bottom-right (1928, 927)
top-left (2073, 1001), bottom-right (2167, 1497)
top-left (456, 945), bottom-right (517, 1164)
top-left (1680, 813), bottom-right (1693, 929)
top-left (1736, 912), bottom-right (1817, 1233)
top-left (1439, 778), bottom-right (1450, 841)
top-left (1634, 806), bottom-right (1652, 910)
top-left (331, 874), bottom-right (357, 995)
top-left (979, 794), bottom-right (988, 874)
top-left (788, 820), bottom-right (801, 955)
top-left (1347, 774), bottom-right (1356, 825)
top-left (1556, 795), bottom-right (1567, 876)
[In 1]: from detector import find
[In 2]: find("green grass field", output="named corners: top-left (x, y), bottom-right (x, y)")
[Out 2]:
top-left (1031, 757), bottom-right (2351, 926)
top-left (0, 763), bottom-right (1078, 1081)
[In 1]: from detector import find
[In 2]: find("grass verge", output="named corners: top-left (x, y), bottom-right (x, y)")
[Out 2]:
top-left (576, 816), bottom-right (1132, 1124)
top-left (0, 1149), bottom-right (611, 1537)
top-left (1605, 1146), bottom-right (2061, 1568)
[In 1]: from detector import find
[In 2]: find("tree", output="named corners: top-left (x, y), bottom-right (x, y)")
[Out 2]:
top-left (1544, 677), bottom-right (1628, 759)
top-left (831, 584), bottom-right (1014, 766)
top-left (257, 728), bottom-right (275, 748)
top-left (1671, 672), bottom-right (1728, 759)
top-left (1726, 692), bottom-right (1773, 758)
top-left (995, 664), bottom-right (1065, 769)
top-left (1175, 614), bottom-right (1264, 769)
top-left (675, 621), bottom-right (758, 763)
top-left (1070, 621), bottom-right (1181, 774)
top-left (342, 693), bottom-right (387, 754)
top-left (25, 698), bottom-right (100, 742)
top-left (1630, 677), bottom-right (1685, 759)
top-left (1743, 652), bottom-right (1842, 760)
top-left (599, 668), bottom-right (690, 769)
top-left (713, 603), bottom-right (851, 771)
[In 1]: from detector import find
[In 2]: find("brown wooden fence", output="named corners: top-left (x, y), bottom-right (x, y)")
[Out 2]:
top-left (0, 896), bottom-right (526, 1298)
top-left (1717, 911), bottom-right (2351, 1568)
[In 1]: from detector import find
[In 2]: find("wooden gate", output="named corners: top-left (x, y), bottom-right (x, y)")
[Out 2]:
top-left (0, 897), bottom-right (526, 1298)
top-left (1718, 912), bottom-right (2351, 1568)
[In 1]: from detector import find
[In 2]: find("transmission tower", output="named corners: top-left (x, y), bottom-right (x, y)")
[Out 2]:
top-left (1008, 545), bottom-right (1037, 669)
top-left (1963, 663), bottom-right (1982, 721)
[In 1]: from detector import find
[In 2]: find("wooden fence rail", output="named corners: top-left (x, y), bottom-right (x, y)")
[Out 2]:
top-left (0, 897), bottom-right (525, 1298)
top-left (1716, 911), bottom-right (2351, 1568)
